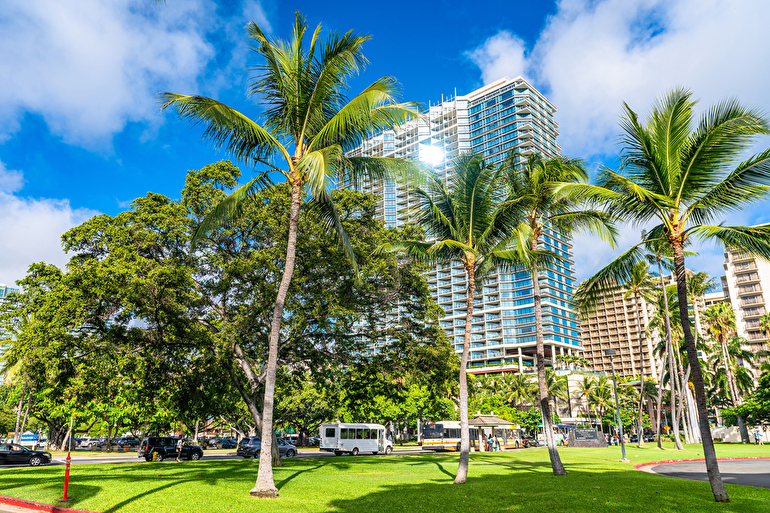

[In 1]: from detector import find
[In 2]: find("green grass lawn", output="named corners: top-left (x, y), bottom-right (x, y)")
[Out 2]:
top-left (1, 443), bottom-right (768, 513)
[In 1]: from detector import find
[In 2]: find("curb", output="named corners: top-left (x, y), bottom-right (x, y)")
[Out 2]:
top-left (634, 456), bottom-right (770, 471)
top-left (0, 495), bottom-right (99, 513)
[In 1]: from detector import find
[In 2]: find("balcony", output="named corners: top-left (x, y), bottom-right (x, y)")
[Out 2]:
top-left (748, 331), bottom-right (767, 341)
top-left (736, 273), bottom-right (761, 284)
top-left (731, 251), bottom-right (753, 262)
top-left (738, 285), bottom-right (763, 295)
top-left (740, 295), bottom-right (766, 307)
top-left (734, 262), bottom-right (758, 272)
top-left (743, 307), bottom-right (767, 318)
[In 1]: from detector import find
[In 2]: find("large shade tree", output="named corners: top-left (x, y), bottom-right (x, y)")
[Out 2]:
top-left (565, 88), bottom-right (770, 502)
top-left (160, 14), bottom-right (419, 497)
top-left (501, 152), bottom-right (617, 475)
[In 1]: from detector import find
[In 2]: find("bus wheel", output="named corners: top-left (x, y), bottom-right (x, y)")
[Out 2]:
top-left (334, 451), bottom-right (342, 456)
top-left (385, 446), bottom-right (392, 455)
top-left (515, 442), bottom-right (520, 449)
top-left (351, 448), bottom-right (359, 456)
top-left (456, 442), bottom-right (461, 452)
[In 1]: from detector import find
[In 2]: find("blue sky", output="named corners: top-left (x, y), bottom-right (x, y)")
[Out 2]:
top-left (1, 0), bottom-right (770, 287)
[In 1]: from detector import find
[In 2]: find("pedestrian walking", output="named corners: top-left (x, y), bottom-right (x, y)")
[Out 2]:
top-left (175, 436), bottom-right (184, 462)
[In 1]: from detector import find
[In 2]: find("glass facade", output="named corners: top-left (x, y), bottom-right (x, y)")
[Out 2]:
top-left (346, 77), bottom-right (582, 371)
top-left (0, 284), bottom-right (19, 300)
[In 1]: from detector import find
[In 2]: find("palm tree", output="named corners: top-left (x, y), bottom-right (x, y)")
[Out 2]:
top-left (623, 261), bottom-right (656, 446)
top-left (500, 372), bottom-right (537, 410)
top-left (702, 303), bottom-right (750, 442)
top-left (380, 154), bottom-right (528, 484)
top-left (644, 238), bottom-right (685, 449)
top-left (707, 335), bottom-right (757, 403)
top-left (160, 14), bottom-right (419, 498)
top-left (500, 152), bottom-right (617, 475)
top-left (566, 88), bottom-right (770, 502)
top-left (575, 376), bottom-right (597, 428)
top-left (590, 376), bottom-right (614, 432)
top-left (544, 368), bottom-right (568, 423)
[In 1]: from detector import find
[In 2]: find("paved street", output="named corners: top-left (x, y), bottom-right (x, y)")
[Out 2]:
top-left (0, 446), bottom-right (434, 469)
top-left (645, 459), bottom-right (770, 489)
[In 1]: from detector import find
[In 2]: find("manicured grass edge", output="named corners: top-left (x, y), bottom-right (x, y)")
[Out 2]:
top-left (0, 493), bottom-right (99, 513)
top-left (634, 456), bottom-right (770, 470)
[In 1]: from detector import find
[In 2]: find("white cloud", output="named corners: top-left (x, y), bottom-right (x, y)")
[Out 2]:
top-left (0, 0), bottom-right (221, 148)
top-left (469, 0), bottom-right (770, 282)
top-left (0, 162), bottom-right (98, 284)
top-left (469, 0), bottom-right (770, 157)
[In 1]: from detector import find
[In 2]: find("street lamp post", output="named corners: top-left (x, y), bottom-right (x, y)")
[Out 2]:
top-left (605, 349), bottom-right (630, 463)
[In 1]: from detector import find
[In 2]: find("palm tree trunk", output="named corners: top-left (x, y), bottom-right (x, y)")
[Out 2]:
top-left (454, 260), bottom-right (475, 485)
top-left (656, 258), bottom-right (684, 450)
top-left (531, 256), bottom-right (566, 475)
top-left (655, 353), bottom-right (668, 449)
top-left (634, 291), bottom-right (645, 447)
top-left (672, 240), bottom-right (729, 502)
top-left (251, 182), bottom-right (302, 498)
top-left (673, 341), bottom-right (691, 445)
top-left (19, 395), bottom-right (31, 437)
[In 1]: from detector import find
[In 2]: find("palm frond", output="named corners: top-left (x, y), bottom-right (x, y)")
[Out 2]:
top-left (689, 224), bottom-right (770, 261)
top-left (573, 243), bottom-right (648, 312)
top-left (158, 93), bottom-right (290, 168)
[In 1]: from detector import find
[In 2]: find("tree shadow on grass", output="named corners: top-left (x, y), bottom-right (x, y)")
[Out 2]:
top-left (324, 464), bottom-right (770, 513)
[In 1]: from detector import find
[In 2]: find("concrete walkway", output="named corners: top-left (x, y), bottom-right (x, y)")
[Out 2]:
top-left (641, 458), bottom-right (770, 489)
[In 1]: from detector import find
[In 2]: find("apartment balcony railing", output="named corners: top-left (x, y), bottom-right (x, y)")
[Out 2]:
top-left (748, 331), bottom-right (767, 341)
top-left (743, 307), bottom-right (766, 318)
top-left (741, 295), bottom-right (766, 307)
top-left (736, 273), bottom-right (761, 284)
top-left (745, 320), bottom-right (762, 329)
top-left (738, 285), bottom-right (763, 295)
top-left (734, 262), bottom-right (759, 272)
top-left (731, 251), bottom-right (753, 262)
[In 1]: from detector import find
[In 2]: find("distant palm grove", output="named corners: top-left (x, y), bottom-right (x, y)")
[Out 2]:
top-left (3, 12), bottom-right (770, 507)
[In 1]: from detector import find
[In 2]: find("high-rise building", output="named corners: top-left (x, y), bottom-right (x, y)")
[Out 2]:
top-left (722, 243), bottom-right (770, 355)
top-left (347, 77), bottom-right (582, 372)
top-left (0, 284), bottom-right (19, 300)
top-left (579, 283), bottom-right (661, 379)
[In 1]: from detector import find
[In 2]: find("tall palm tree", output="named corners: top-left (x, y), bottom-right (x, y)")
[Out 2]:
top-left (501, 152), bottom-right (617, 475)
top-left (643, 238), bottom-right (685, 449)
top-left (380, 154), bottom-right (528, 484)
top-left (590, 376), bottom-right (614, 433)
top-left (160, 14), bottom-right (419, 498)
top-left (706, 335), bottom-right (757, 403)
top-left (565, 88), bottom-right (770, 502)
top-left (575, 376), bottom-right (597, 428)
top-left (623, 261), bottom-right (656, 446)
top-left (702, 303), bottom-right (750, 443)
top-left (544, 368), bottom-right (569, 423)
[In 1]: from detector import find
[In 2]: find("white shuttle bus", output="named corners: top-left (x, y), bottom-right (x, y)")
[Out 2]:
top-left (320, 423), bottom-right (393, 456)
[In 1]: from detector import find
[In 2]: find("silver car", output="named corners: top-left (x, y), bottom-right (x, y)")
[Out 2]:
top-left (243, 437), bottom-right (296, 458)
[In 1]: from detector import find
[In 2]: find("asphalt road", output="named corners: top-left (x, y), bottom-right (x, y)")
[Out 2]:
top-left (646, 459), bottom-right (770, 489)
top-left (0, 446), bottom-right (433, 469)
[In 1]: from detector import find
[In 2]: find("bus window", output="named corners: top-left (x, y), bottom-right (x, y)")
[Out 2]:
top-left (363, 429), bottom-right (370, 439)
top-left (370, 430), bottom-right (377, 440)
top-left (325, 428), bottom-right (335, 438)
top-left (341, 428), bottom-right (348, 439)
top-left (356, 429), bottom-right (364, 440)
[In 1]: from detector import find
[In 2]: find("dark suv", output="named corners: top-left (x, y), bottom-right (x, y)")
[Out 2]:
top-left (237, 436), bottom-right (261, 457)
top-left (138, 437), bottom-right (204, 462)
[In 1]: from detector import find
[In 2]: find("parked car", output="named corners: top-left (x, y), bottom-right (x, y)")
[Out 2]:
top-left (137, 437), bottom-right (204, 462)
top-left (242, 437), bottom-right (296, 459)
top-left (220, 438), bottom-right (237, 449)
top-left (117, 437), bottom-right (141, 448)
top-left (237, 437), bottom-right (261, 457)
top-left (79, 437), bottom-right (103, 448)
top-left (0, 443), bottom-right (52, 466)
top-left (520, 435), bottom-right (538, 448)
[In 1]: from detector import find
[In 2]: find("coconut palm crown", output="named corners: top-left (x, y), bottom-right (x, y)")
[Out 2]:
top-left (564, 88), bottom-right (770, 503)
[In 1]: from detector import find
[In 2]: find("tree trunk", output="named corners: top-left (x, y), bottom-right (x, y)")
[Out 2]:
top-left (531, 255), bottom-right (566, 475)
top-left (634, 291), bottom-right (645, 447)
top-left (655, 353), bottom-right (668, 449)
top-left (194, 419), bottom-right (200, 445)
top-left (454, 259), bottom-right (475, 485)
top-left (672, 240), bottom-right (729, 502)
top-left (13, 379), bottom-right (27, 444)
top-left (657, 258), bottom-right (684, 450)
top-left (251, 182), bottom-right (302, 498)
top-left (673, 342), bottom-right (691, 445)
top-left (19, 395), bottom-right (31, 438)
